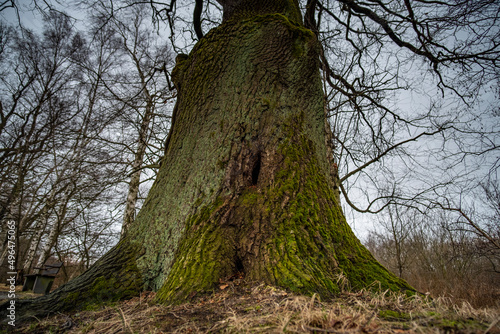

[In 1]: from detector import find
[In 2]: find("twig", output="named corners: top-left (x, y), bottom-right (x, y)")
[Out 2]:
top-left (303, 324), bottom-right (353, 333)
top-left (362, 308), bottom-right (378, 329)
top-left (118, 307), bottom-right (133, 334)
top-left (485, 319), bottom-right (499, 334)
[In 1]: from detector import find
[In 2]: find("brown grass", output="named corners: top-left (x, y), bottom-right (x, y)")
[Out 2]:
top-left (7, 281), bottom-right (500, 334)
top-left (0, 284), bottom-right (41, 300)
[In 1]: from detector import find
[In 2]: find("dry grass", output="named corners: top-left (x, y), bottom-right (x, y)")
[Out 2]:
top-left (8, 281), bottom-right (500, 334)
top-left (0, 284), bottom-right (42, 300)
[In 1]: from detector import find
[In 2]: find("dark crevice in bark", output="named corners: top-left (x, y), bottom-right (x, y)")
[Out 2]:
top-left (251, 152), bottom-right (261, 186)
top-left (234, 255), bottom-right (245, 274)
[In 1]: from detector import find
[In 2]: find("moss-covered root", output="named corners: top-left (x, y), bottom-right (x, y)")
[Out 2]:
top-left (0, 238), bottom-right (143, 323)
top-left (252, 135), bottom-right (413, 298)
top-left (154, 198), bottom-right (237, 303)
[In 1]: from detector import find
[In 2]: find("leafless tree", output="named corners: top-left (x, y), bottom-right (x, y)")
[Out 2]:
top-left (1, 3), bottom-right (175, 277)
top-left (72, 0), bottom-right (499, 246)
top-left (0, 10), bottom-right (126, 275)
top-left (0, 0), bottom-right (497, 296)
top-left (367, 208), bottom-right (499, 307)
top-left (93, 3), bottom-right (175, 235)
top-left (0, 12), bottom-right (86, 271)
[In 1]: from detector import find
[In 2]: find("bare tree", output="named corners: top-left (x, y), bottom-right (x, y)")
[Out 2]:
top-left (367, 208), bottom-right (499, 307)
top-left (0, 10), bottom-right (133, 276)
top-left (0, 12), bottom-right (84, 271)
top-left (0, 0), bottom-right (497, 319)
top-left (101, 4), bottom-right (174, 235)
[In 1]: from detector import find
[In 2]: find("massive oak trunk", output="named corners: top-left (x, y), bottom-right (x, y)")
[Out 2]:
top-left (4, 0), bottom-right (411, 321)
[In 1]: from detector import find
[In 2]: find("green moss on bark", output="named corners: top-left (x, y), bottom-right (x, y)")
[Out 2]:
top-left (52, 239), bottom-right (143, 311)
top-left (155, 112), bottom-right (412, 304)
top-left (127, 12), bottom-right (324, 293)
top-left (154, 199), bottom-right (233, 303)
top-left (270, 122), bottom-right (412, 295)
top-left (149, 4), bottom-right (413, 305)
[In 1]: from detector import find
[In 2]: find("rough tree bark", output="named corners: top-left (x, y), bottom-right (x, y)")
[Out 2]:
top-left (2, 0), bottom-right (412, 321)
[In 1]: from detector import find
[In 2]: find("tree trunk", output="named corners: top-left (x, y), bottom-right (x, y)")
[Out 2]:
top-left (153, 7), bottom-right (410, 301)
top-left (3, 0), bottom-right (412, 321)
top-left (34, 193), bottom-right (71, 269)
top-left (22, 199), bottom-right (54, 273)
top-left (122, 91), bottom-right (155, 236)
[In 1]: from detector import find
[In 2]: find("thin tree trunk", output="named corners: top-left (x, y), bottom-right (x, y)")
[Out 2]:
top-left (0, 211), bottom-right (31, 268)
top-left (122, 100), bottom-right (154, 236)
top-left (0, 201), bottom-right (19, 267)
top-left (0, 155), bottom-right (27, 263)
top-left (121, 32), bottom-right (156, 235)
top-left (34, 224), bottom-right (58, 268)
top-left (22, 199), bottom-right (54, 273)
top-left (22, 221), bottom-right (46, 273)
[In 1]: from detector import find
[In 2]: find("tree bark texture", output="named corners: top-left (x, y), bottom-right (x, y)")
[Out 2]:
top-left (3, 240), bottom-right (142, 321)
top-left (153, 11), bottom-right (411, 303)
top-left (2, 0), bottom-right (411, 321)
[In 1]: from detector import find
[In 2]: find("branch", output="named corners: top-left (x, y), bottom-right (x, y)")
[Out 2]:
top-left (431, 202), bottom-right (500, 251)
top-left (0, 0), bottom-right (15, 12)
top-left (193, 0), bottom-right (204, 40)
top-left (304, 0), bottom-right (318, 33)
top-left (340, 128), bottom-right (445, 183)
